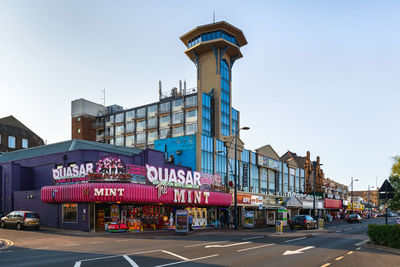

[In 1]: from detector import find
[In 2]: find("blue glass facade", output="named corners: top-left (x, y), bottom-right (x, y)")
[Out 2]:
top-left (283, 164), bottom-right (289, 194)
top-left (221, 60), bottom-right (230, 136)
top-left (201, 134), bottom-right (214, 174)
top-left (250, 152), bottom-right (259, 193)
top-left (231, 108), bottom-right (238, 135)
top-left (202, 93), bottom-right (212, 137)
top-left (268, 169), bottom-right (275, 195)
top-left (188, 30), bottom-right (238, 48)
top-left (289, 169), bottom-right (295, 193)
top-left (300, 169), bottom-right (305, 193)
top-left (260, 168), bottom-right (268, 195)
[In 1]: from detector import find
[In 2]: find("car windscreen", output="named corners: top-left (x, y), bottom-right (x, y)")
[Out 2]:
top-left (292, 216), bottom-right (305, 220)
top-left (25, 213), bottom-right (39, 218)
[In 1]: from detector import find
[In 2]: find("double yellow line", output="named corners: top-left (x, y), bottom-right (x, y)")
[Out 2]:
top-left (0, 238), bottom-right (14, 250)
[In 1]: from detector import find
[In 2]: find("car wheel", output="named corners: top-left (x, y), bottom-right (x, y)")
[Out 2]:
top-left (0, 221), bottom-right (5, 228)
top-left (16, 223), bottom-right (22, 230)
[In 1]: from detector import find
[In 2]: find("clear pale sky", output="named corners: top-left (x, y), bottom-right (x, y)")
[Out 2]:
top-left (1, 1), bottom-right (399, 191)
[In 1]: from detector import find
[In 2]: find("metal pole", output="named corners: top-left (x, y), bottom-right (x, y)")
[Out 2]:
top-left (385, 180), bottom-right (388, 225)
top-left (234, 130), bottom-right (238, 230)
top-left (351, 177), bottom-right (353, 214)
top-left (312, 162), bottom-right (316, 218)
top-left (368, 185), bottom-right (370, 218)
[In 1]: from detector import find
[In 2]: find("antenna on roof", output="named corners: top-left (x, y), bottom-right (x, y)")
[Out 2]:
top-left (213, 11), bottom-right (215, 23)
top-left (101, 88), bottom-right (106, 113)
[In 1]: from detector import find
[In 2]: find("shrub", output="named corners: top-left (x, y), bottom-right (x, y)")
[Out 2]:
top-left (367, 224), bottom-right (400, 248)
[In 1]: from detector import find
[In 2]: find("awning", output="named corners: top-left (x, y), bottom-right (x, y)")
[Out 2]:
top-left (41, 183), bottom-right (232, 206)
top-left (324, 199), bottom-right (343, 209)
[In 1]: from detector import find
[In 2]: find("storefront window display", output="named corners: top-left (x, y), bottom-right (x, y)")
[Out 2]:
top-left (63, 203), bottom-right (78, 223)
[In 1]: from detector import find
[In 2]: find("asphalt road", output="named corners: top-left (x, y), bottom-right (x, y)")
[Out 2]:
top-left (0, 217), bottom-right (399, 267)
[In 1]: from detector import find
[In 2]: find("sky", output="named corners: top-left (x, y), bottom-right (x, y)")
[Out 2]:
top-left (1, 1), bottom-right (399, 191)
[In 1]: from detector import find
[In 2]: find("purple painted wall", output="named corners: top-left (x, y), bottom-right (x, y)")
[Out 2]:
top-left (1, 147), bottom-right (191, 231)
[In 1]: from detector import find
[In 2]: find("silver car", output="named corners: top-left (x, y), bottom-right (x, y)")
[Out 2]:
top-left (1, 211), bottom-right (40, 230)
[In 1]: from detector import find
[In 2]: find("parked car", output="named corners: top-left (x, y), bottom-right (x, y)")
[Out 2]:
top-left (0, 211), bottom-right (40, 230)
top-left (289, 215), bottom-right (317, 230)
top-left (346, 214), bottom-right (362, 223)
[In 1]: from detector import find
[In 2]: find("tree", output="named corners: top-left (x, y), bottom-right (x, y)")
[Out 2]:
top-left (389, 156), bottom-right (400, 211)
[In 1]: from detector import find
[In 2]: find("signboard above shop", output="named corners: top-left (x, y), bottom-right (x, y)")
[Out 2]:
top-left (51, 156), bottom-right (226, 193)
top-left (257, 155), bottom-right (280, 170)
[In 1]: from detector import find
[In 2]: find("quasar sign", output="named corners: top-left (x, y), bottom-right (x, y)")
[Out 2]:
top-left (52, 163), bottom-right (94, 183)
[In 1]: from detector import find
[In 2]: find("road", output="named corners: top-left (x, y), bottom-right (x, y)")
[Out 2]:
top-left (0, 217), bottom-right (399, 267)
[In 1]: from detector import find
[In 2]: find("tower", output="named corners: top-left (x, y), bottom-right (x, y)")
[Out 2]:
top-left (180, 21), bottom-right (247, 139)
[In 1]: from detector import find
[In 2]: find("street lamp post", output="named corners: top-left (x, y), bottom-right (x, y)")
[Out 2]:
top-left (233, 126), bottom-right (250, 230)
top-left (350, 177), bottom-right (359, 214)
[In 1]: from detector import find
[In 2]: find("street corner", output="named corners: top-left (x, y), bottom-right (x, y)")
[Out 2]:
top-left (363, 242), bottom-right (400, 255)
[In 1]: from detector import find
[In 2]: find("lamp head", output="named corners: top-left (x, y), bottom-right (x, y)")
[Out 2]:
top-left (241, 126), bottom-right (250, 130)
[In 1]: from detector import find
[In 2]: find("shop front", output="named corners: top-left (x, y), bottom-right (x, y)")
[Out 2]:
top-left (263, 196), bottom-right (284, 226)
top-left (234, 193), bottom-right (264, 228)
top-left (284, 195), bottom-right (303, 221)
top-left (42, 182), bottom-right (231, 232)
top-left (324, 199), bottom-right (343, 219)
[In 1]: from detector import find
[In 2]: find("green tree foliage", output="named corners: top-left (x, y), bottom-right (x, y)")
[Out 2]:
top-left (389, 156), bottom-right (400, 211)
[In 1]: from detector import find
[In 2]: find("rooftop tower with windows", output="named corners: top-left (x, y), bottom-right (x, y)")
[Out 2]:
top-left (180, 21), bottom-right (247, 139)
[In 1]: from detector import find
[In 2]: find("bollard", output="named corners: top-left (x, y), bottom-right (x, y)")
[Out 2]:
top-left (276, 221), bottom-right (283, 235)
top-left (318, 219), bottom-right (324, 229)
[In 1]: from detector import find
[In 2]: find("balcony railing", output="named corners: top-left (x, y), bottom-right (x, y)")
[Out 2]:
top-left (160, 87), bottom-right (197, 100)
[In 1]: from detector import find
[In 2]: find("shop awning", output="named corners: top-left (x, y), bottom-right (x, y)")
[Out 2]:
top-left (41, 183), bottom-right (232, 206)
top-left (324, 199), bottom-right (343, 209)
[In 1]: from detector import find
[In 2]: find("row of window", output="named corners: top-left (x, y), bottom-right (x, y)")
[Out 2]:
top-left (188, 30), bottom-right (238, 48)
top-left (100, 95), bottom-right (198, 125)
top-left (98, 110), bottom-right (198, 138)
top-left (105, 124), bottom-right (198, 146)
top-left (0, 134), bottom-right (28, 149)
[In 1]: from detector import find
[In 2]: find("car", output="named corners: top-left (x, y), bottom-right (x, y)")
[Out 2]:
top-left (289, 215), bottom-right (317, 230)
top-left (0, 211), bottom-right (40, 230)
top-left (346, 214), bottom-right (362, 223)
top-left (0, 211), bottom-right (5, 218)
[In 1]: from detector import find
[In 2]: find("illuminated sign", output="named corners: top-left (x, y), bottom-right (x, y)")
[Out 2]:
top-left (146, 164), bottom-right (201, 187)
top-left (52, 163), bottom-right (94, 183)
top-left (173, 189), bottom-right (210, 204)
top-left (93, 188), bottom-right (125, 197)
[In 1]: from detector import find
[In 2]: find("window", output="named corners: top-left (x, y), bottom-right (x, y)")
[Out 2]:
top-left (126, 122), bottom-right (135, 133)
top-left (185, 95), bottom-right (197, 108)
top-left (159, 128), bottom-right (170, 139)
top-left (147, 105), bottom-right (158, 117)
top-left (202, 93), bottom-right (212, 137)
top-left (172, 126), bottom-right (184, 137)
top-left (126, 135), bottom-right (135, 147)
top-left (22, 138), bottom-right (28, 149)
top-left (62, 203), bottom-right (78, 223)
top-left (125, 110), bottom-right (135, 121)
top-left (115, 125), bottom-right (124, 135)
top-left (115, 113), bottom-right (124, 123)
top-left (147, 117), bottom-right (158, 129)
top-left (172, 112), bottom-right (183, 124)
top-left (185, 109), bottom-right (197, 123)
top-left (136, 133), bottom-right (146, 144)
top-left (136, 120), bottom-right (146, 132)
top-left (221, 59), bottom-right (230, 136)
top-left (159, 102), bottom-right (171, 113)
top-left (160, 115), bottom-right (170, 127)
top-left (172, 99), bottom-right (183, 111)
top-left (0, 134), bottom-right (1, 144)
top-left (77, 117), bottom-right (81, 122)
top-left (77, 129), bottom-right (81, 134)
top-left (186, 123), bottom-right (197, 135)
top-left (136, 108), bottom-right (146, 119)
top-left (115, 136), bottom-right (124, 146)
top-left (268, 169), bottom-right (276, 195)
top-left (8, 136), bottom-right (15, 148)
top-left (147, 131), bottom-right (158, 144)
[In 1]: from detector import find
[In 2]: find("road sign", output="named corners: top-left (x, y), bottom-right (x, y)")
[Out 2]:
top-left (379, 180), bottom-right (394, 192)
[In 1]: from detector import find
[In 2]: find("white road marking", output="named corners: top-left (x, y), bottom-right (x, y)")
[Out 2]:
top-left (242, 236), bottom-right (264, 241)
top-left (89, 241), bottom-right (105, 244)
top-left (283, 246), bottom-right (315, 255)
top-left (284, 237), bottom-right (306, 243)
top-left (356, 247), bottom-right (361, 250)
top-left (34, 247), bottom-right (49, 250)
top-left (75, 250), bottom-right (160, 266)
top-left (335, 230), bottom-right (342, 233)
top-left (161, 250), bottom-right (189, 261)
top-left (154, 254), bottom-right (219, 267)
top-left (237, 243), bottom-right (274, 252)
top-left (184, 240), bottom-right (228, 248)
top-left (343, 228), bottom-right (352, 231)
top-left (355, 240), bottom-right (369, 246)
top-left (205, 241), bottom-right (251, 248)
top-left (123, 255), bottom-right (139, 267)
